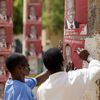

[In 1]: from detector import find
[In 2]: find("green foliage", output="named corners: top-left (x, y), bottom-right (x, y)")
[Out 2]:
top-left (13, 0), bottom-right (23, 35)
top-left (42, 0), bottom-right (64, 34)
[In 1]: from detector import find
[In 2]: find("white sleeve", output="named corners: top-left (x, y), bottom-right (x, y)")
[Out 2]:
top-left (71, 60), bottom-right (100, 84)
top-left (89, 60), bottom-right (100, 68)
top-left (87, 60), bottom-right (100, 82)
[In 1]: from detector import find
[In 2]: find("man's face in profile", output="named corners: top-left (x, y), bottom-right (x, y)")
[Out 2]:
top-left (66, 7), bottom-right (75, 23)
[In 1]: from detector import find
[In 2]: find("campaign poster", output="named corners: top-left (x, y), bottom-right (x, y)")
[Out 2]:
top-left (26, 41), bottom-right (37, 57)
top-left (26, 40), bottom-right (42, 56)
top-left (0, 0), bottom-right (13, 23)
top-left (24, 23), bottom-right (42, 39)
top-left (0, 25), bottom-right (13, 51)
top-left (26, 24), bottom-right (37, 39)
top-left (27, 5), bottom-right (37, 21)
top-left (64, 38), bottom-right (85, 69)
top-left (27, 3), bottom-right (42, 21)
top-left (64, 0), bottom-right (88, 36)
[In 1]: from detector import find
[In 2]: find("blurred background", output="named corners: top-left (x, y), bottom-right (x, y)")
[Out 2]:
top-left (13, 0), bottom-right (64, 48)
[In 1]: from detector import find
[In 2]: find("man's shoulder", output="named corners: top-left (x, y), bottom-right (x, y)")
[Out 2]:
top-left (38, 79), bottom-right (49, 91)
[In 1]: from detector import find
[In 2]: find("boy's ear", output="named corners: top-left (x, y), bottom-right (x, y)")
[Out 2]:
top-left (15, 65), bottom-right (22, 71)
top-left (18, 65), bottom-right (22, 69)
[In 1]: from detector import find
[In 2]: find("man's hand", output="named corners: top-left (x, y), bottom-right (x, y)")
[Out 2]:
top-left (77, 48), bottom-right (90, 61)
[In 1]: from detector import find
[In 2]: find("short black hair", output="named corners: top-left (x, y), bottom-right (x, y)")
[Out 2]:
top-left (43, 48), bottom-right (63, 73)
top-left (5, 53), bottom-right (26, 73)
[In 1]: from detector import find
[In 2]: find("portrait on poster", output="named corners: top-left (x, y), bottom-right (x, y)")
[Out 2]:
top-left (0, 25), bottom-right (13, 49)
top-left (0, 55), bottom-right (5, 76)
top-left (25, 23), bottom-right (41, 39)
top-left (29, 25), bottom-right (37, 39)
top-left (28, 5), bottom-right (37, 21)
top-left (64, 0), bottom-right (87, 36)
top-left (25, 24), bottom-right (37, 39)
top-left (64, 43), bottom-right (72, 63)
top-left (0, 0), bottom-right (12, 23)
top-left (0, 27), bottom-right (7, 49)
top-left (26, 42), bottom-right (37, 57)
top-left (64, 38), bottom-right (85, 69)
top-left (26, 40), bottom-right (42, 56)
top-left (27, 4), bottom-right (42, 22)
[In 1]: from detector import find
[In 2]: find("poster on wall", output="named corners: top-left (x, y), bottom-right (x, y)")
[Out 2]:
top-left (24, 23), bottom-right (42, 39)
top-left (64, 38), bottom-right (85, 69)
top-left (0, 25), bottom-right (13, 51)
top-left (64, 0), bottom-right (88, 36)
top-left (0, 0), bottom-right (13, 23)
top-left (26, 40), bottom-right (42, 56)
top-left (26, 41), bottom-right (37, 56)
top-left (27, 3), bottom-right (42, 22)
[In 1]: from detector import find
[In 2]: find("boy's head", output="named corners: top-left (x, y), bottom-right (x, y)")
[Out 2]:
top-left (5, 53), bottom-right (30, 76)
top-left (43, 48), bottom-right (64, 74)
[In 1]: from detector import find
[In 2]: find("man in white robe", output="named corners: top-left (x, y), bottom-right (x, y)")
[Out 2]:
top-left (37, 48), bottom-right (100, 100)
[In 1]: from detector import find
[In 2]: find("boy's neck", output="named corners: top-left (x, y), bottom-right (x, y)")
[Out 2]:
top-left (11, 74), bottom-right (25, 83)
